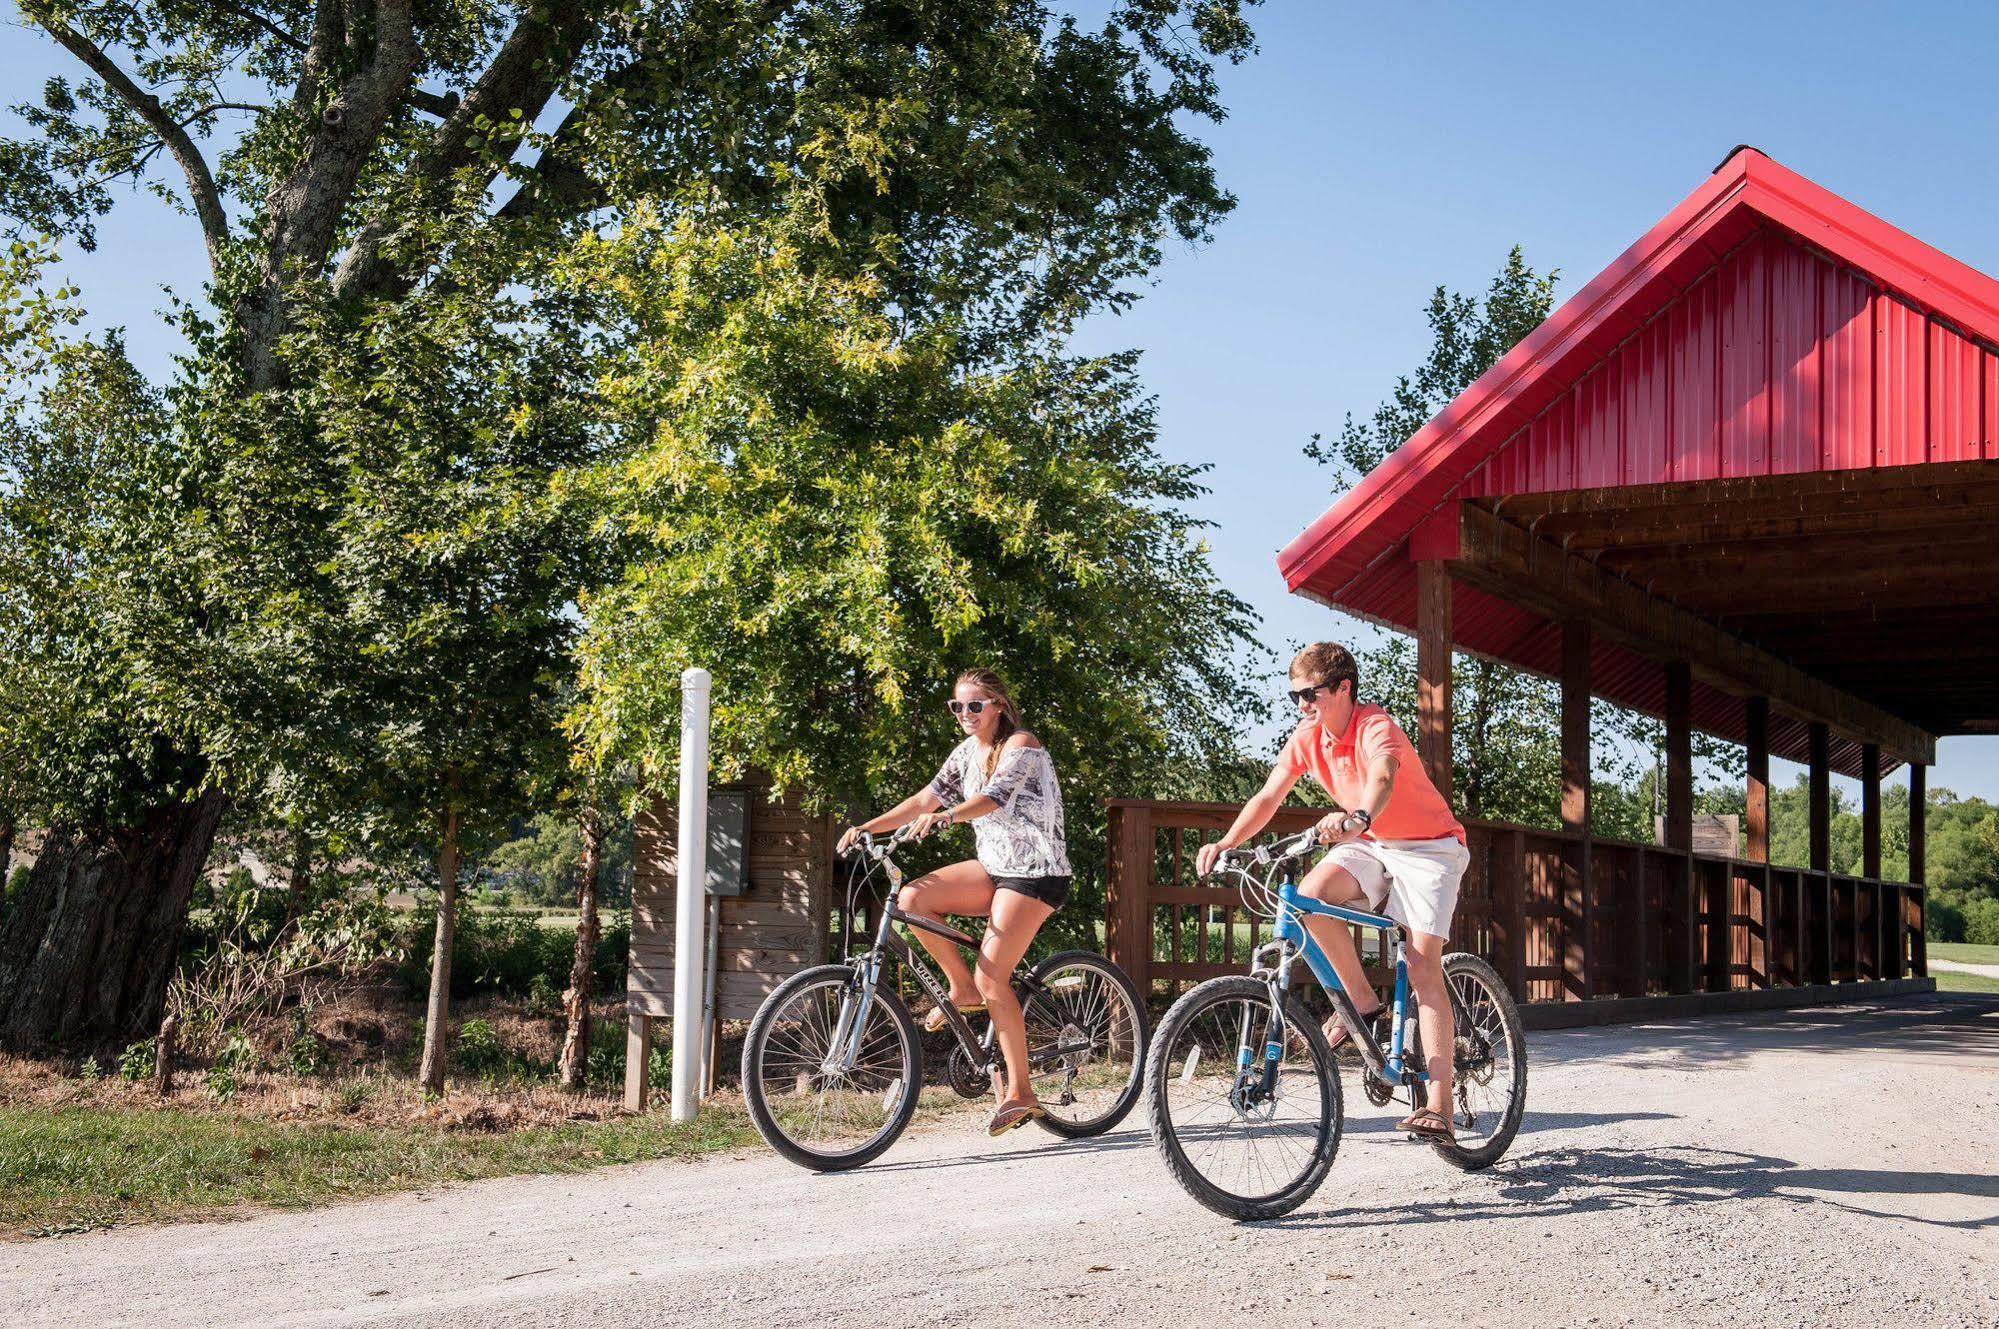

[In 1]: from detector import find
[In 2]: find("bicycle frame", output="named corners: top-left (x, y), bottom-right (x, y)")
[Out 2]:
top-left (1245, 861), bottom-right (1426, 1089)
top-left (825, 836), bottom-right (1087, 1079)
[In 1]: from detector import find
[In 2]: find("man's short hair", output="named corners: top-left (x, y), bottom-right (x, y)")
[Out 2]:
top-left (1290, 641), bottom-right (1359, 700)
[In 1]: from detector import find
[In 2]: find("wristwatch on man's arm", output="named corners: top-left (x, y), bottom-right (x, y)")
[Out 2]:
top-left (1339, 807), bottom-right (1372, 836)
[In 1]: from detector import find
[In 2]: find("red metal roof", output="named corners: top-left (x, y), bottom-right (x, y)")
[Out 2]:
top-left (1277, 148), bottom-right (1999, 770)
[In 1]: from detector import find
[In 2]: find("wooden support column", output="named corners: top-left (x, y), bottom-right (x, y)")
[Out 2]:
top-left (1909, 763), bottom-right (1926, 886)
top-left (1745, 698), bottom-right (1770, 864)
top-left (1560, 621), bottom-right (1597, 999)
top-left (1861, 743), bottom-right (1882, 879)
top-left (1664, 663), bottom-right (1693, 853)
top-left (623, 1008), bottom-right (654, 1111)
top-left (1415, 561), bottom-right (1454, 806)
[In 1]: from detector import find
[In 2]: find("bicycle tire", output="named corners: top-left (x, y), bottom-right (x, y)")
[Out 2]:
top-left (1428, 952), bottom-right (1527, 1171)
top-left (1145, 975), bottom-right (1343, 1221)
top-left (1020, 950), bottom-right (1149, 1138)
top-left (741, 963), bottom-right (922, 1172)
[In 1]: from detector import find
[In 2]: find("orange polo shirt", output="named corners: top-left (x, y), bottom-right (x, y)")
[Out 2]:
top-left (1275, 703), bottom-right (1465, 844)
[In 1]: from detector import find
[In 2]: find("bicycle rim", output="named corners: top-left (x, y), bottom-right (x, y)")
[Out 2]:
top-left (749, 971), bottom-right (916, 1164)
top-left (1441, 959), bottom-right (1524, 1160)
top-left (1021, 954), bottom-right (1143, 1134)
top-left (1149, 978), bottom-right (1340, 1218)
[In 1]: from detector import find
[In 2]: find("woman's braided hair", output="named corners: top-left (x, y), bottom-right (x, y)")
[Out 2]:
top-left (957, 667), bottom-right (1023, 779)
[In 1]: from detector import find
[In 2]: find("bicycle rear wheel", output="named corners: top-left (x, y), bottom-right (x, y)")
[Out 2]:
top-left (1428, 952), bottom-right (1527, 1170)
top-left (1145, 975), bottom-right (1343, 1221)
top-left (741, 964), bottom-right (921, 1172)
top-left (1019, 950), bottom-right (1147, 1138)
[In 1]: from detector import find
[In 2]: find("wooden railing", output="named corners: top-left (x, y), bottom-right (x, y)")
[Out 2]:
top-left (1105, 799), bottom-right (1928, 1003)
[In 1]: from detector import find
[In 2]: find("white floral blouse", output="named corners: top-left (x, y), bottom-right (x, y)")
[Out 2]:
top-left (927, 737), bottom-right (1073, 879)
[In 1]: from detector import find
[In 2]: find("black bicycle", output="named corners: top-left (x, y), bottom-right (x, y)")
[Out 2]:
top-left (741, 823), bottom-right (1148, 1171)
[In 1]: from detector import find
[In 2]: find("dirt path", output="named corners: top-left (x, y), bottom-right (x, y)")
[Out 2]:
top-left (1932, 958), bottom-right (1999, 980)
top-left (4, 994), bottom-right (1995, 1329)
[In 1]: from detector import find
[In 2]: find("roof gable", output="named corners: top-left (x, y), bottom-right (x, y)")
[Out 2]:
top-left (1280, 148), bottom-right (1999, 602)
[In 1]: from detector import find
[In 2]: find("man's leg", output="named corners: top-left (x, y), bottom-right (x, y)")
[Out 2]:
top-left (1296, 856), bottom-right (1380, 1015)
top-left (1403, 929), bottom-right (1454, 1126)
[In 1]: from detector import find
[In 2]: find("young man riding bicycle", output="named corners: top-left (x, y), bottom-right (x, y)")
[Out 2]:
top-left (1195, 642), bottom-right (1469, 1143)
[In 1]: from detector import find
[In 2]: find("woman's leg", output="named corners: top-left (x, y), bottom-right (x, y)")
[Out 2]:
top-left (974, 887), bottom-right (1056, 1107)
top-left (897, 860), bottom-right (994, 1005)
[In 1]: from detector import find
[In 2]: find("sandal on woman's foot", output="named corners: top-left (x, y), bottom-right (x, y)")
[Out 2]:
top-left (922, 1001), bottom-right (985, 1034)
top-left (1319, 1004), bottom-right (1382, 1054)
top-left (987, 1100), bottom-right (1046, 1137)
top-left (1397, 1107), bottom-right (1457, 1143)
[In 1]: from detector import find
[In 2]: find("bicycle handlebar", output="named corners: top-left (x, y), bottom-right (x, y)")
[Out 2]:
top-left (1211, 824), bottom-right (1322, 875)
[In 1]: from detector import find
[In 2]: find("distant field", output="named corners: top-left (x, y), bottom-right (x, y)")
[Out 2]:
top-left (1930, 941), bottom-right (1999, 967)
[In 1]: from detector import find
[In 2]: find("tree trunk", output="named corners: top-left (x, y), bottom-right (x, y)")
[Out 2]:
top-left (416, 807), bottom-right (462, 1094)
top-left (558, 808), bottom-right (605, 1090)
top-left (0, 791), bottom-right (227, 1052)
top-left (283, 826), bottom-right (312, 926)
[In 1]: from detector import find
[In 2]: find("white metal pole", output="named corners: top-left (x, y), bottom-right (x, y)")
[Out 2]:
top-left (671, 667), bottom-right (712, 1123)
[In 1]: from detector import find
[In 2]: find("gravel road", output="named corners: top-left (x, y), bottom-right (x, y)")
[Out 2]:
top-left (4, 993), bottom-right (1995, 1329)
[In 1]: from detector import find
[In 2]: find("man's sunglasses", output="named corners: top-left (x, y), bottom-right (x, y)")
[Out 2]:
top-left (1286, 681), bottom-right (1343, 705)
top-left (946, 699), bottom-right (994, 716)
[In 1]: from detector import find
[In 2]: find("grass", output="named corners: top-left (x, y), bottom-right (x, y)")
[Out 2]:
top-left (1932, 968), bottom-right (1999, 995)
top-left (1930, 941), bottom-right (1999, 967)
top-left (0, 1100), bottom-right (765, 1237)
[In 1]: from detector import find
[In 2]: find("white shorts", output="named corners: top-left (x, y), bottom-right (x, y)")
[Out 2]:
top-left (1322, 835), bottom-right (1469, 940)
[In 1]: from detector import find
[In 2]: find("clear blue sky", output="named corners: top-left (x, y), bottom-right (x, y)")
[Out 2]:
top-left (6, 2), bottom-right (1997, 801)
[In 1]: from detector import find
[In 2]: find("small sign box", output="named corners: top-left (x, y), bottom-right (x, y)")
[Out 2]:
top-left (1654, 813), bottom-right (1740, 858)
top-left (706, 788), bottom-right (751, 896)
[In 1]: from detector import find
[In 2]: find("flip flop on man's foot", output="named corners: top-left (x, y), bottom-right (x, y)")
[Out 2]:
top-left (987, 1099), bottom-right (1046, 1136)
top-left (1397, 1107), bottom-right (1457, 1143)
top-left (1319, 1004), bottom-right (1383, 1054)
top-left (921, 1000), bottom-right (985, 1034)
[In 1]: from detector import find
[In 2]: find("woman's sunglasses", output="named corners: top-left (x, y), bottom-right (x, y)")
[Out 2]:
top-left (946, 699), bottom-right (993, 716)
top-left (1286, 681), bottom-right (1342, 705)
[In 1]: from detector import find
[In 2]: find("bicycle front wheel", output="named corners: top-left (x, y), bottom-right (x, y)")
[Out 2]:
top-left (1429, 952), bottom-right (1527, 1171)
top-left (741, 964), bottom-right (921, 1172)
top-left (1145, 975), bottom-right (1343, 1221)
top-left (1020, 950), bottom-right (1148, 1138)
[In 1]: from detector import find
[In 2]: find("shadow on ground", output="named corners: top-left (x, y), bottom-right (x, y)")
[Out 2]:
top-left (1277, 1143), bottom-right (1999, 1233)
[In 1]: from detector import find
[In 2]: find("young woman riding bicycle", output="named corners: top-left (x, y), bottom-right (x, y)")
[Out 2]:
top-left (835, 667), bottom-right (1072, 1136)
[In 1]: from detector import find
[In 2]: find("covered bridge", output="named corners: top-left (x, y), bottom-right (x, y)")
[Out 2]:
top-left (1112, 147), bottom-right (1985, 1021)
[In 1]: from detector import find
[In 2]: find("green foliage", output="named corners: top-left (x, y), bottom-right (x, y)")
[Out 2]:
top-left (117, 1039), bottom-right (154, 1083)
top-left (452, 1018), bottom-right (507, 1079)
top-left (485, 811), bottom-right (635, 909)
top-left (1306, 247), bottom-right (1559, 486)
top-left (77, 1055), bottom-right (103, 1085)
top-left (397, 907), bottom-right (629, 1002)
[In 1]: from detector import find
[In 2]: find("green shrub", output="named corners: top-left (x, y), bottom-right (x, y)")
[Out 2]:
top-left (398, 906), bottom-right (629, 1001)
top-left (583, 1015), bottom-right (669, 1089)
top-left (525, 972), bottom-right (561, 1019)
top-left (117, 1039), bottom-right (155, 1083)
top-left (78, 1056), bottom-right (104, 1084)
top-left (1966, 897), bottom-right (1999, 947)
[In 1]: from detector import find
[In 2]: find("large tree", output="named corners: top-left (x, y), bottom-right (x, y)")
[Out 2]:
top-left (0, 1), bottom-right (1263, 1048)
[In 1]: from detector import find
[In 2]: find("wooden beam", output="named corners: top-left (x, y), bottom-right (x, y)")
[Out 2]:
top-left (1745, 697), bottom-right (1770, 864)
top-left (1861, 743), bottom-right (1882, 880)
top-left (1561, 621), bottom-right (1593, 999)
top-left (1665, 663), bottom-right (1692, 853)
top-left (1450, 502), bottom-right (1936, 765)
top-left (1809, 723), bottom-right (1831, 874)
top-left (1909, 764), bottom-right (1926, 886)
top-left (1561, 621), bottom-right (1591, 837)
top-left (1416, 560), bottom-right (1453, 804)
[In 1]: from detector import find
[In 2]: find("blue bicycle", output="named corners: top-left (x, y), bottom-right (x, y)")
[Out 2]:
top-left (1145, 825), bottom-right (1527, 1220)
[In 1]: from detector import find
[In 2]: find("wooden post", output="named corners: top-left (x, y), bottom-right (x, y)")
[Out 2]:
top-left (1909, 763), bottom-right (1927, 886)
top-left (623, 1007), bottom-right (653, 1111)
top-left (1861, 743), bottom-right (1882, 880)
top-left (1560, 621), bottom-right (1597, 998)
top-left (1744, 697), bottom-right (1770, 864)
top-left (1495, 826), bottom-right (1527, 1000)
top-left (1105, 804), bottom-right (1153, 994)
top-left (1806, 723), bottom-right (1830, 872)
top-left (1415, 561), bottom-right (1454, 805)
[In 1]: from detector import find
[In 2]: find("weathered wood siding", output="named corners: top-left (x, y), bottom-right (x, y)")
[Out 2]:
top-left (629, 778), bottom-right (835, 1022)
